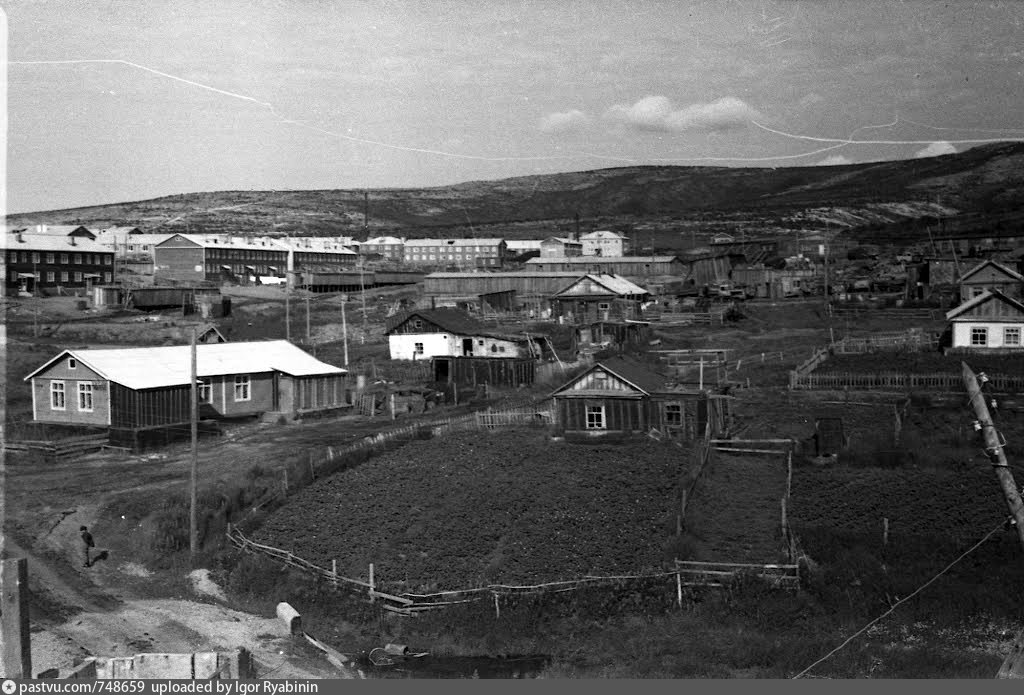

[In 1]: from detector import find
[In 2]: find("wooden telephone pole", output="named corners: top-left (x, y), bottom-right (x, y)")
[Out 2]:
top-left (190, 329), bottom-right (199, 558)
top-left (962, 363), bottom-right (1024, 679)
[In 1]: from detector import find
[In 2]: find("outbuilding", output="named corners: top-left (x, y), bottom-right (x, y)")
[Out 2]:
top-left (385, 308), bottom-right (531, 360)
top-left (549, 274), bottom-right (649, 323)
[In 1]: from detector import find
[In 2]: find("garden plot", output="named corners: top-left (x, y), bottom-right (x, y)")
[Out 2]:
top-left (253, 430), bottom-right (691, 589)
top-left (683, 452), bottom-right (789, 564)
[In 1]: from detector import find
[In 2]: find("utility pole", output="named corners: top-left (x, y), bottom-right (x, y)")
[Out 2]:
top-left (341, 294), bottom-right (349, 366)
top-left (962, 363), bottom-right (1024, 548)
top-left (305, 292), bottom-right (311, 345)
top-left (285, 282), bottom-right (291, 342)
top-left (190, 328), bottom-right (199, 559)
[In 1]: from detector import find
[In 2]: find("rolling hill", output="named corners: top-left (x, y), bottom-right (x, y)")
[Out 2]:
top-left (7, 142), bottom-right (1024, 245)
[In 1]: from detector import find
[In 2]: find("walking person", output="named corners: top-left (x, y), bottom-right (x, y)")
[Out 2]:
top-left (80, 525), bottom-right (95, 568)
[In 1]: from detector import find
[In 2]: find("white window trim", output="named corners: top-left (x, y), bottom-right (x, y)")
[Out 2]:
top-left (233, 375), bottom-right (251, 402)
top-left (585, 405), bottom-right (606, 430)
top-left (1004, 327), bottom-right (1022, 346)
top-left (68, 358), bottom-right (77, 370)
top-left (198, 377), bottom-right (213, 403)
top-left (50, 381), bottom-right (66, 410)
top-left (970, 327), bottom-right (988, 346)
top-left (78, 382), bottom-right (94, 412)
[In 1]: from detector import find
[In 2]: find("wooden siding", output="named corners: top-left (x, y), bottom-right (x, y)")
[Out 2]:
top-left (954, 296), bottom-right (1024, 320)
top-left (431, 356), bottom-right (535, 387)
top-left (110, 383), bottom-right (192, 429)
top-left (292, 374), bottom-right (350, 412)
top-left (32, 377), bottom-right (111, 426)
top-left (389, 317), bottom-right (448, 335)
top-left (556, 393), bottom-right (708, 437)
top-left (424, 273), bottom-right (587, 298)
top-left (562, 367), bottom-right (641, 394)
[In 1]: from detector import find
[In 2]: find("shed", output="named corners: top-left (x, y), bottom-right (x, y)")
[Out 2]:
top-left (431, 356), bottom-right (536, 388)
top-left (385, 308), bottom-right (531, 361)
top-left (551, 356), bottom-right (726, 440)
top-left (549, 274), bottom-right (649, 323)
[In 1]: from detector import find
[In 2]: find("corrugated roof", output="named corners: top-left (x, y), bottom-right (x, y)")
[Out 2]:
top-left (597, 356), bottom-right (672, 394)
top-left (945, 289), bottom-right (1024, 320)
top-left (4, 233), bottom-right (113, 253)
top-left (24, 340), bottom-right (345, 390)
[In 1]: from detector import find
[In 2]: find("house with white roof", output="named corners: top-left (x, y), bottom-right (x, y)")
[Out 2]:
top-left (580, 230), bottom-right (630, 257)
top-left (24, 341), bottom-right (350, 438)
top-left (548, 274), bottom-right (650, 323)
top-left (153, 234), bottom-right (290, 284)
top-left (359, 236), bottom-right (406, 262)
top-left (945, 289), bottom-right (1024, 352)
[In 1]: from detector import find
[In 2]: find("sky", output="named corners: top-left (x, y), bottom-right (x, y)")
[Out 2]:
top-left (4, 0), bottom-right (1024, 214)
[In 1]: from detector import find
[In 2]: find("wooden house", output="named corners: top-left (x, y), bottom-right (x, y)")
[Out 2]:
top-left (539, 237), bottom-right (582, 258)
top-left (551, 356), bottom-right (728, 440)
top-left (24, 341), bottom-right (350, 444)
top-left (385, 308), bottom-right (531, 360)
top-left (958, 259), bottom-right (1024, 302)
top-left (549, 274), bottom-right (649, 323)
top-left (945, 290), bottom-right (1024, 352)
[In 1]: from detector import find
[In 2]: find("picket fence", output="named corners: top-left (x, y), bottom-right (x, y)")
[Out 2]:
top-left (790, 371), bottom-right (1024, 392)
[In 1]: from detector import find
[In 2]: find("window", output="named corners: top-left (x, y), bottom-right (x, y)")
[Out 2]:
top-left (73, 254), bottom-right (82, 264)
top-left (414, 342), bottom-right (424, 355)
top-left (598, 302), bottom-right (611, 311)
top-left (498, 346), bottom-right (506, 353)
top-left (104, 255), bottom-right (112, 265)
top-left (412, 319), bottom-right (423, 329)
top-left (233, 375), bottom-right (251, 401)
top-left (972, 288), bottom-right (985, 298)
top-left (198, 378), bottom-right (213, 403)
top-left (50, 381), bottom-right (66, 410)
top-left (46, 253), bottom-right (55, 263)
top-left (104, 272), bottom-right (112, 282)
top-left (46, 271), bottom-right (55, 282)
top-left (78, 383), bottom-right (94, 411)
top-left (478, 340), bottom-right (484, 346)
top-left (491, 344), bottom-right (498, 353)
top-left (1005, 327), bottom-right (1022, 346)
top-left (586, 405), bottom-right (606, 430)
top-left (665, 403), bottom-right (683, 426)
top-left (20, 252), bottom-right (27, 262)
top-left (60, 254), bottom-right (69, 264)
top-left (32, 252), bottom-right (40, 263)
top-left (970, 327), bottom-right (988, 346)
top-left (7, 251), bottom-right (14, 262)
top-left (68, 358), bottom-right (77, 370)
top-left (74, 272), bottom-right (82, 282)
top-left (60, 272), bottom-right (69, 282)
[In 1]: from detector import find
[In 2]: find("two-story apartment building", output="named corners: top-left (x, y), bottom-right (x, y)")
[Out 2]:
top-left (5, 231), bottom-right (115, 296)
top-left (580, 230), bottom-right (629, 257)
top-left (275, 237), bottom-right (358, 274)
top-left (403, 238), bottom-right (506, 268)
top-left (359, 236), bottom-right (406, 262)
top-left (153, 234), bottom-right (290, 284)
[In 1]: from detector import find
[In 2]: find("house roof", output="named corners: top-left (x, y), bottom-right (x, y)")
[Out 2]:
top-left (4, 232), bottom-right (113, 253)
top-left (24, 340), bottom-right (345, 390)
top-left (553, 274), bottom-right (650, 297)
top-left (959, 259), bottom-right (1024, 283)
top-left (541, 236), bottom-right (580, 244)
top-left (404, 238), bottom-right (504, 247)
top-left (945, 289), bottom-right (1024, 320)
top-left (11, 224), bottom-right (95, 237)
top-left (363, 236), bottom-right (405, 245)
top-left (580, 230), bottom-right (627, 240)
top-left (387, 308), bottom-right (524, 341)
top-left (525, 256), bottom-right (679, 265)
top-left (156, 233), bottom-right (290, 252)
top-left (275, 237), bottom-right (357, 254)
top-left (553, 356), bottom-right (673, 397)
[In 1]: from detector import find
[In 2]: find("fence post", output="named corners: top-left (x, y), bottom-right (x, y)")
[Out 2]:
top-left (883, 518), bottom-right (889, 547)
top-left (283, 469), bottom-right (288, 495)
top-left (332, 560), bottom-right (338, 589)
top-left (676, 571), bottom-right (683, 608)
top-left (368, 563), bottom-right (375, 602)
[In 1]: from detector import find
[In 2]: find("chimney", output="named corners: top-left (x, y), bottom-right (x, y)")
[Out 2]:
top-left (70, 236), bottom-right (77, 246)
top-left (16, 231), bottom-right (23, 243)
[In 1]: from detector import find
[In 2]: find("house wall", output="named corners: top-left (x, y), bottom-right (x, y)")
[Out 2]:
top-left (291, 374), bottom-right (350, 412)
top-left (424, 273), bottom-right (585, 297)
top-left (581, 234), bottom-right (627, 257)
top-left (555, 394), bottom-right (707, 437)
top-left (389, 333), bottom-right (524, 360)
top-left (6, 246), bottom-right (115, 295)
top-left (217, 372), bottom-right (276, 416)
top-left (153, 238), bottom-right (206, 283)
top-left (109, 383), bottom-right (191, 429)
top-left (952, 320), bottom-right (1024, 349)
top-left (961, 280), bottom-right (1021, 302)
top-left (32, 375), bottom-right (111, 426)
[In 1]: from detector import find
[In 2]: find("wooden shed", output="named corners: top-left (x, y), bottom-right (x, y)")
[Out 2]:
top-left (431, 356), bottom-right (536, 388)
top-left (551, 356), bottom-right (728, 440)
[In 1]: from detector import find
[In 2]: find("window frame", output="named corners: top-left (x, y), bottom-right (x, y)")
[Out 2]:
top-left (585, 405), bottom-right (606, 430)
top-left (414, 342), bottom-right (424, 355)
top-left (50, 381), bottom-right (66, 410)
top-left (1004, 327), bottom-right (1022, 346)
top-left (77, 382), bottom-right (94, 412)
top-left (198, 377), bottom-right (213, 403)
top-left (970, 327), bottom-right (988, 346)
top-left (233, 375), bottom-right (251, 402)
top-left (665, 402), bottom-right (683, 427)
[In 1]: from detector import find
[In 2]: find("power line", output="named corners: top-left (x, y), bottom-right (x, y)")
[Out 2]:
top-left (791, 520), bottom-right (1006, 679)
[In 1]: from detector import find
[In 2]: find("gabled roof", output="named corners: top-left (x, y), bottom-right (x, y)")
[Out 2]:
top-left (24, 340), bottom-right (345, 390)
top-left (552, 274), bottom-right (649, 297)
top-left (580, 230), bottom-right (627, 240)
top-left (553, 356), bottom-right (672, 397)
top-left (156, 233), bottom-right (289, 252)
top-left (959, 259), bottom-right (1024, 283)
top-left (541, 236), bottom-right (580, 245)
top-left (386, 308), bottom-right (524, 341)
top-left (363, 236), bottom-right (405, 245)
top-left (945, 289), bottom-right (1024, 320)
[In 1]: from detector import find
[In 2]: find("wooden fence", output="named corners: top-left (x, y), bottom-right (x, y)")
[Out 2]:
top-left (3, 434), bottom-right (109, 461)
top-left (831, 331), bottom-right (938, 354)
top-left (790, 371), bottom-right (1024, 392)
top-left (675, 560), bottom-right (799, 590)
top-left (828, 305), bottom-right (942, 320)
top-left (476, 405), bottom-right (554, 429)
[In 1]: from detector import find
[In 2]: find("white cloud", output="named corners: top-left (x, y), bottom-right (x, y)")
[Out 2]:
top-left (914, 141), bottom-right (957, 158)
top-left (816, 154), bottom-right (853, 166)
top-left (538, 109), bottom-right (590, 134)
top-left (604, 95), bottom-right (760, 132)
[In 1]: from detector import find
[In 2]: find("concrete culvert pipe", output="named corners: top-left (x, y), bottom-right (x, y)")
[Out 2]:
top-left (383, 644), bottom-right (409, 657)
top-left (276, 602), bottom-right (302, 635)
